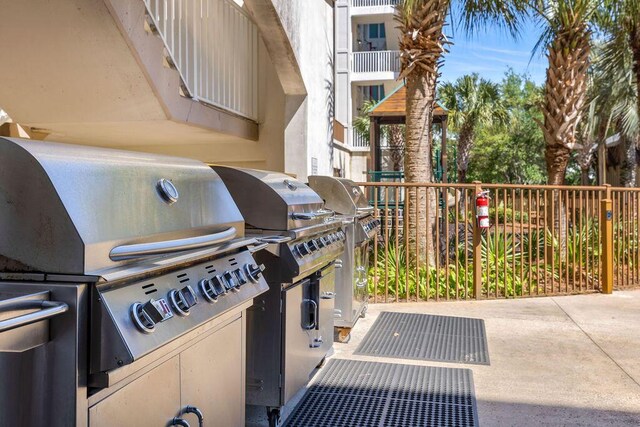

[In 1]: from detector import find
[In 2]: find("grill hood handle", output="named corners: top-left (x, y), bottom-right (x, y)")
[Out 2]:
top-left (291, 209), bottom-right (335, 221)
top-left (110, 227), bottom-right (237, 260)
top-left (357, 206), bottom-right (374, 214)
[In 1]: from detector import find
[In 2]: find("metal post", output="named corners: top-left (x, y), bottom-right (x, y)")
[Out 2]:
top-left (472, 181), bottom-right (482, 299)
top-left (601, 199), bottom-right (613, 294)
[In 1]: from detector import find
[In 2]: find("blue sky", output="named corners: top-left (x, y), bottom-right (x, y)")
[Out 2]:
top-left (439, 17), bottom-right (547, 85)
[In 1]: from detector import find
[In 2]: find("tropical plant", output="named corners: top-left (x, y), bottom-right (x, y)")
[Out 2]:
top-left (439, 74), bottom-right (507, 182)
top-left (353, 100), bottom-right (382, 143)
top-left (530, 0), bottom-right (600, 185)
top-left (588, 19), bottom-right (639, 187)
top-left (396, 0), bottom-right (526, 264)
top-left (467, 70), bottom-right (546, 184)
top-left (598, 1), bottom-right (640, 127)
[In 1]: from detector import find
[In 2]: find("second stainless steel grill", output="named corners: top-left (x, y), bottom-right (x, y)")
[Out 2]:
top-left (308, 176), bottom-right (381, 343)
top-left (212, 166), bottom-right (345, 427)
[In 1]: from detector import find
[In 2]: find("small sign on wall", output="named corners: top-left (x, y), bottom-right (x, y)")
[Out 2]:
top-left (311, 157), bottom-right (318, 175)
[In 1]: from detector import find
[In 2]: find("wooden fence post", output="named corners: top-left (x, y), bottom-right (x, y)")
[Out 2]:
top-left (601, 198), bottom-right (613, 294)
top-left (473, 181), bottom-right (482, 299)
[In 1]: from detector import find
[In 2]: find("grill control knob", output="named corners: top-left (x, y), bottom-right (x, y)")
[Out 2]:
top-left (223, 271), bottom-right (238, 291)
top-left (245, 263), bottom-right (265, 283)
top-left (200, 276), bottom-right (226, 302)
top-left (130, 299), bottom-right (172, 333)
top-left (169, 285), bottom-right (198, 316)
top-left (296, 242), bottom-right (311, 256)
top-left (234, 268), bottom-right (248, 286)
top-left (308, 240), bottom-right (320, 252)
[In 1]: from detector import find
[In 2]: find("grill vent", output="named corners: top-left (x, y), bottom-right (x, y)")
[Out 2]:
top-left (142, 283), bottom-right (157, 295)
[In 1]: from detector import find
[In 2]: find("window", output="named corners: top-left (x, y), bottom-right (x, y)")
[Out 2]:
top-left (369, 85), bottom-right (385, 102)
top-left (369, 24), bottom-right (379, 39)
top-left (368, 24), bottom-right (385, 39)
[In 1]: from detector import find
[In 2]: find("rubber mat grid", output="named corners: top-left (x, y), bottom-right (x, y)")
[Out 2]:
top-left (284, 359), bottom-right (479, 427)
top-left (354, 312), bottom-right (490, 365)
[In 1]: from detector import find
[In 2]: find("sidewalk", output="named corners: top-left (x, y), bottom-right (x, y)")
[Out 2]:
top-left (252, 290), bottom-right (640, 426)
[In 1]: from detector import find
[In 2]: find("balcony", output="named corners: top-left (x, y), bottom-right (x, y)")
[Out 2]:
top-left (144, 0), bottom-right (258, 120)
top-left (350, 0), bottom-right (399, 16)
top-left (351, 50), bottom-right (400, 81)
top-left (352, 131), bottom-right (370, 148)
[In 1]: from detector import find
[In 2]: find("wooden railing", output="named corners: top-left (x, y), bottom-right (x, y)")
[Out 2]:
top-left (352, 50), bottom-right (400, 74)
top-left (358, 182), bottom-right (631, 302)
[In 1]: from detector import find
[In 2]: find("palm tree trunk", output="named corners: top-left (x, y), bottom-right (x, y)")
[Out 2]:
top-left (540, 28), bottom-right (590, 265)
top-left (580, 167), bottom-right (590, 185)
top-left (389, 125), bottom-right (404, 171)
top-left (405, 73), bottom-right (437, 265)
top-left (456, 124), bottom-right (474, 183)
top-left (620, 133), bottom-right (638, 187)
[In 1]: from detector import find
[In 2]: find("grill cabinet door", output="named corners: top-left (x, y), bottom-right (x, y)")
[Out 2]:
top-left (89, 356), bottom-right (181, 426)
top-left (179, 317), bottom-right (245, 427)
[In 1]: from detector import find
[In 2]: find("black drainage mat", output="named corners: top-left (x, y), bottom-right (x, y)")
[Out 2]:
top-left (284, 359), bottom-right (479, 427)
top-left (354, 312), bottom-right (490, 365)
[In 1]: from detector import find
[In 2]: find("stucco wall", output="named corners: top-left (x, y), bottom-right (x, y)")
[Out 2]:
top-left (270, 0), bottom-right (335, 180)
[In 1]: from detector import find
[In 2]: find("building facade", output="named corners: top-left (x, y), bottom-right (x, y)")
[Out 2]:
top-left (0, 0), bottom-right (335, 181)
top-left (333, 0), bottom-right (400, 181)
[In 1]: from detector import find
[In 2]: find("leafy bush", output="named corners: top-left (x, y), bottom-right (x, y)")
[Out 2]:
top-left (488, 207), bottom-right (529, 223)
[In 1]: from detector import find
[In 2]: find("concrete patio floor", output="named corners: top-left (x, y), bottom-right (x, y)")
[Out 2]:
top-left (250, 290), bottom-right (640, 426)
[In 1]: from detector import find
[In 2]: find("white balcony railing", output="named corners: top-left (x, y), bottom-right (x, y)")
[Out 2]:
top-left (353, 131), bottom-right (370, 148)
top-left (144, 0), bottom-right (258, 120)
top-left (351, 0), bottom-right (400, 7)
top-left (352, 50), bottom-right (400, 74)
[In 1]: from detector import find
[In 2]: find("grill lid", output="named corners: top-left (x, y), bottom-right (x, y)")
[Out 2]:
top-left (212, 166), bottom-right (330, 231)
top-left (0, 138), bottom-right (244, 275)
top-left (308, 176), bottom-right (373, 217)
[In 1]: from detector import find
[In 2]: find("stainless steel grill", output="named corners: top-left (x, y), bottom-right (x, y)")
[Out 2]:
top-left (0, 138), bottom-right (268, 426)
top-left (308, 176), bottom-right (381, 342)
top-left (212, 166), bottom-right (345, 427)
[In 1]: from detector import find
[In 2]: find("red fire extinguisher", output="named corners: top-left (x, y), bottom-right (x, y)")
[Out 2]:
top-left (476, 190), bottom-right (490, 229)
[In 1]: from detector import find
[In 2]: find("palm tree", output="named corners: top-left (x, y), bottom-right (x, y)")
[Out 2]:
top-left (439, 74), bottom-right (507, 182)
top-left (599, 1), bottom-right (640, 126)
top-left (595, 1), bottom-right (640, 186)
top-left (530, 0), bottom-right (600, 185)
top-left (396, 0), bottom-right (525, 263)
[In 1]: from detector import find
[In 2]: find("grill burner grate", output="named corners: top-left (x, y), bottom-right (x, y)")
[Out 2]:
top-left (283, 359), bottom-right (478, 427)
top-left (355, 312), bottom-right (490, 365)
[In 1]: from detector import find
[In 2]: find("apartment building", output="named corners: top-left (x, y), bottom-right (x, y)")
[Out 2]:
top-left (333, 0), bottom-right (400, 181)
top-left (0, 0), bottom-right (334, 181)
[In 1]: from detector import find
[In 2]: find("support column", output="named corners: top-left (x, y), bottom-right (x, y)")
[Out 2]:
top-left (601, 198), bottom-right (613, 294)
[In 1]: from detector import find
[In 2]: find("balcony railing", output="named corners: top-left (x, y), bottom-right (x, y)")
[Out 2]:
top-left (353, 131), bottom-right (370, 148)
top-left (351, 0), bottom-right (400, 7)
top-left (352, 50), bottom-right (400, 74)
top-left (144, 0), bottom-right (258, 120)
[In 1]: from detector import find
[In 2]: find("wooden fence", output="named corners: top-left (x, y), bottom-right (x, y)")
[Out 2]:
top-left (358, 182), bottom-right (631, 302)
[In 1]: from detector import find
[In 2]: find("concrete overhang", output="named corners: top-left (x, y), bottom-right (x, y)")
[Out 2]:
top-left (0, 0), bottom-right (257, 151)
top-left (244, 0), bottom-right (307, 96)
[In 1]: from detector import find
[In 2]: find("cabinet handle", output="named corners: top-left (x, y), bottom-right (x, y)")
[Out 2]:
top-left (301, 299), bottom-right (318, 330)
top-left (183, 406), bottom-right (204, 427)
